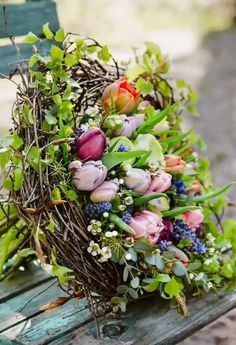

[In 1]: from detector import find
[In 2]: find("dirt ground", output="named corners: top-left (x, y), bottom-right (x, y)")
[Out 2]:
top-left (0, 28), bottom-right (236, 344)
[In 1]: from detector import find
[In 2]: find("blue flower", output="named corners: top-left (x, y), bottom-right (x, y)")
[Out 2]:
top-left (122, 213), bottom-right (132, 224)
top-left (116, 144), bottom-right (130, 152)
top-left (173, 219), bottom-right (196, 243)
top-left (172, 180), bottom-right (187, 194)
top-left (158, 240), bottom-right (172, 253)
top-left (84, 202), bottom-right (112, 220)
top-left (189, 239), bottom-right (206, 254)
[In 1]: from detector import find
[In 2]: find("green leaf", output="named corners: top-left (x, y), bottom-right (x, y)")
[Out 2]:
top-left (134, 193), bottom-right (168, 206)
top-left (128, 288), bottom-right (139, 299)
top-left (64, 53), bottom-right (78, 68)
top-left (98, 45), bottom-right (111, 64)
top-left (24, 31), bottom-right (39, 44)
top-left (172, 261), bottom-right (187, 277)
top-left (126, 64), bottom-right (146, 81)
top-left (13, 169), bottom-right (23, 191)
top-left (164, 277), bottom-right (183, 297)
top-left (143, 279), bottom-right (159, 292)
top-left (156, 273), bottom-right (171, 282)
top-left (109, 213), bottom-right (135, 235)
top-left (102, 150), bottom-right (146, 170)
top-left (52, 264), bottom-right (74, 285)
top-left (12, 133), bottom-right (24, 150)
top-left (55, 27), bottom-right (65, 42)
top-left (136, 78), bottom-right (153, 96)
top-left (135, 104), bottom-right (176, 136)
top-left (130, 277), bottom-right (139, 289)
top-left (162, 206), bottom-right (199, 218)
top-left (46, 215), bottom-right (55, 232)
top-left (43, 23), bottom-right (54, 39)
top-left (155, 255), bottom-right (165, 270)
top-left (51, 45), bottom-right (64, 61)
top-left (45, 114), bottom-right (57, 125)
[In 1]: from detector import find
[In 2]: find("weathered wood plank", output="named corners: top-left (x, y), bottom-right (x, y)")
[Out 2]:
top-left (2, 298), bottom-right (92, 345)
top-left (0, 280), bottom-right (62, 332)
top-left (0, 335), bottom-right (22, 345)
top-left (52, 290), bottom-right (236, 345)
top-left (0, 2), bottom-right (59, 38)
top-left (0, 265), bottom-right (52, 302)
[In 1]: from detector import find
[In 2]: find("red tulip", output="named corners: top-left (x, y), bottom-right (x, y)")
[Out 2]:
top-left (102, 78), bottom-right (140, 114)
top-left (76, 128), bottom-right (106, 161)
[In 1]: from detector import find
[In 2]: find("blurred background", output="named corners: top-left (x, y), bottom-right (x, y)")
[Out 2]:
top-left (0, 1), bottom-right (236, 343)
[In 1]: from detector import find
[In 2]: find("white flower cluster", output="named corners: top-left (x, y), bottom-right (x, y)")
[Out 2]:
top-left (87, 220), bottom-right (102, 235)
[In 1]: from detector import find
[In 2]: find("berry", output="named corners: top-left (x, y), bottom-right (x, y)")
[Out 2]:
top-left (189, 239), bottom-right (206, 254)
top-left (172, 219), bottom-right (196, 244)
top-left (117, 144), bottom-right (130, 152)
top-left (172, 180), bottom-right (187, 194)
top-left (84, 202), bottom-right (112, 220)
top-left (158, 240), bottom-right (172, 253)
top-left (122, 213), bottom-right (132, 224)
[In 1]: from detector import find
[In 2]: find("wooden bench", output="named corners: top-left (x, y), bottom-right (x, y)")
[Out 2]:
top-left (1, 266), bottom-right (236, 345)
top-left (0, 0), bottom-right (59, 75)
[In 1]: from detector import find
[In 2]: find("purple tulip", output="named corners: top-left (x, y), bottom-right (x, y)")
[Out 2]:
top-left (90, 180), bottom-right (119, 203)
top-left (124, 168), bottom-right (151, 194)
top-left (68, 160), bottom-right (107, 191)
top-left (158, 218), bottom-right (174, 242)
top-left (76, 128), bottom-right (106, 161)
top-left (115, 114), bottom-right (144, 138)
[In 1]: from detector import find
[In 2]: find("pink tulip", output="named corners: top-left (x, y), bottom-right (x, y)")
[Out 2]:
top-left (90, 180), bottom-right (119, 203)
top-left (149, 172), bottom-right (172, 193)
top-left (115, 114), bottom-right (144, 138)
top-left (165, 154), bottom-right (185, 174)
top-left (124, 168), bottom-right (151, 194)
top-left (129, 210), bottom-right (164, 245)
top-left (102, 78), bottom-right (140, 114)
top-left (138, 100), bottom-right (151, 111)
top-left (183, 210), bottom-right (204, 229)
top-left (68, 160), bottom-right (107, 191)
top-left (76, 128), bottom-right (106, 161)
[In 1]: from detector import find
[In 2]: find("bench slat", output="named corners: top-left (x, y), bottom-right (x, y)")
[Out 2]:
top-left (50, 290), bottom-right (236, 345)
top-left (0, 265), bottom-right (52, 302)
top-left (0, 2), bottom-right (59, 38)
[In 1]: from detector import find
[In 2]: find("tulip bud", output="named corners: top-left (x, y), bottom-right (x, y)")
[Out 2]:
top-left (129, 210), bottom-right (164, 246)
top-left (165, 154), bottom-right (185, 174)
top-left (124, 168), bottom-right (151, 194)
top-left (152, 118), bottom-right (170, 132)
top-left (187, 180), bottom-right (202, 195)
top-left (115, 114), bottom-right (144, 138)
top-left (76, 128), bottom-right (106, 161)
top-left (149, 173), bottom-right (172, 193)
top-left (102, 78), bottom-right (140, 114)
top-left (69, 160), bottom-right (107, 191)
top-left (90, 180), bottom-right (119, 203)
top-left (183, 210), bottom-right (204, 229)
top-left (135, 134), bottom-right (164, 170)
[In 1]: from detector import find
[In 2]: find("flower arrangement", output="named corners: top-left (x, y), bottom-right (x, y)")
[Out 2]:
top-left (0, 25), bottom-right (236, 319)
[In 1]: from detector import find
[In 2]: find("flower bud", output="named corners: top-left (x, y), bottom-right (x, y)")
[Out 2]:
top-left (90, 180), bottom-right (119, 203)
top-left (69, 160), bottom-right (107, 191)
top-left (129, 210), bottom-right (164, 245)
top-left (158, 219), bottom-right (174, 241)
top-left (187, 180), bottom-right (202, 195)
top-left (115, 114), bottom-right (144, 138)
top-left (149, 172), bottom-right (172, 193)
top-left (102, 78), bottom-right (140, 114)
top-left (165, 154), bottom-right (185, 174)
top-left (124, 168), bottom-right (151, 194)
top-left (76, 128), bottom-right (106, 161)
top-left (183, 210), bottom-right (204, 229)
top-left (135, 134), bottom-right (164, 169)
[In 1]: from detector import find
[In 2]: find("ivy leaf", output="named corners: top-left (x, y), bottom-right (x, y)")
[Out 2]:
top-left (24, 31), bottom-right (39, 44)
top-left (43, 23), bottom-right (54, 39)
top-left (64, 53), bottom-right (78, 68)
top-left (98, 45), bottom-right (111, 64)
top-left (52, 264), bottom-right (74, 284)
top-left (136, 78), bottom-right (153, 96)
top-left (164, 277), bottom-right (183, 297)
top-left (51, 45), bottom-right (64, 61)
top-left (55, 28), bottom-right (65, 42)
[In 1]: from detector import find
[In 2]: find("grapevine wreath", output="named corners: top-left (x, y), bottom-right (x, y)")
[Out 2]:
top-left (1, 25), bottom-right (236, 321)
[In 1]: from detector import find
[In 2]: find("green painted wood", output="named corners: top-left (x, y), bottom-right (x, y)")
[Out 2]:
top-left (53, 290), bottom-right (236, 345)
top-left (0, 280), bottom-right (62, 333)
top-left (0, 2), bottom-right (59, 38)
top-left (0, 265), bottom-right (52, 302)
top-left (2, 298), bottom-right (92, 345)
top-left (0, 335), bottom-right (22, 345)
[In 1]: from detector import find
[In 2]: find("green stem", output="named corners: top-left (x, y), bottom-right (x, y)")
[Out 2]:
top-left (134, 193), bottom-right (168, 206)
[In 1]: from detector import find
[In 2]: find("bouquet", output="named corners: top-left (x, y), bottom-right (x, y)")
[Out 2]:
top-left (1, 25), bottom-right (236, 319)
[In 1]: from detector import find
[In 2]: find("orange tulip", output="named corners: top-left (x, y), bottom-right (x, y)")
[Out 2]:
top-left (165, 154), bottom-right (185, 174)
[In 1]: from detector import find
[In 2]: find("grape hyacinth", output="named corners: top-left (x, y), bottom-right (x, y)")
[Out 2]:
top-left (116, 144), bottom-right (130, 152)
top-left (189, 239), bottom-right (206, 254)
top-left (84, 202), bottom-right (112, 220)
top-left (172, 219), bottom-right (196, 244)
top-left (122, 213), bottom-right (132, 224)
top-left (158, 240), bottom-right (172, 253)
top-left (172, 180), bottom-right (187, 194)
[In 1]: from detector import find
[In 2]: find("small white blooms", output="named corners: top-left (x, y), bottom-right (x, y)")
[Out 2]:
top-left (208, 248), bottom-right (215, 255)
top-left (118, 205), bottom-right (126, 211)
top-left (207, 282), bottom-right (213, 289)
top-left (80, 123), bottom-right (89, 133)
top-left (46, 71), bottom-right (53, 83)
top-left (103, 212), bottom-right (109, 218)
top-left (109, 223), bottom-right (115, 229)
top-left (189, 273), bottom-right (194, 280)
top-left (125, 253), bottom-right (132, 260)
top-left (105, 230), bottom-right (118, 238)
top-left (206, 233), bottom-right (216, 246)
top-left (124, 196), bottom-right (133, 205)
top-left (87, 220), bottom-right (102, 235)
top-left (99, 246), bottom-right (112, 262)
top-left (110, 170), bottom-right (116, 176)
top-left (119, 178), bottom-right (124, 185)
top-left (87, 241), bottom-right (101, 256)
top-left (204, 258), bottom-right (213, 266)
top-left (85, 105), bottom-right (99, 117)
